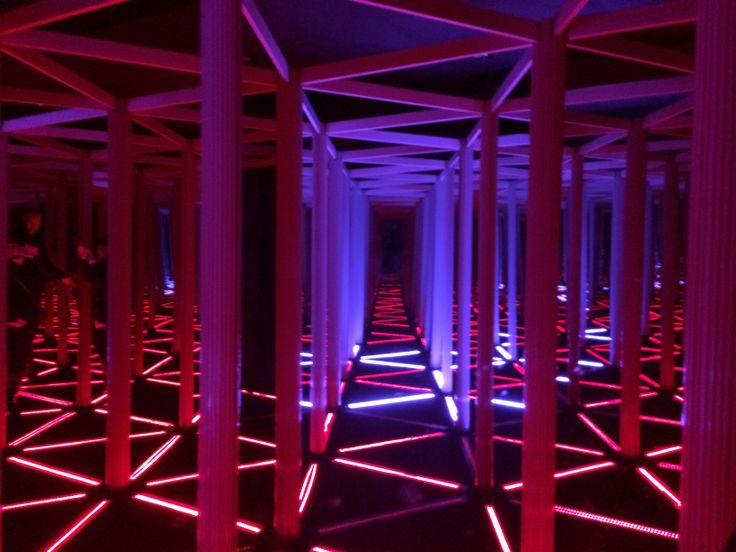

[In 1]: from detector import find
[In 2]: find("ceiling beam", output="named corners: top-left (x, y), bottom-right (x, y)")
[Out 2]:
top-left (0, 86), bottom-right (100, 109)
top-left (554, 0), bottom-right (590, 36)
top-left (643, 95), bottom-right (693, 129)
top-left (327, 109), bottom-right (475, 134)
top-left (490, 49), bottom-right (532, 112)
top-left (2, 46), bottom-right (115, 108)
top-left (240, 0), bottom-right (289, 81)
top-left (347, 0), bottom-right (538, 41)
top-left (343, 145), bottom-right (447, 161)
top-left (570, 37), bottom-right (694, 74)
top-left (1, 108), bottom-right (105, 132)
top-left (336, 129), bottom-right (460, 150)
top-left (569, 0), bottom-right (695, 40)
top-left (0, 0), bottom-right (129, 37)
top-left (302, 34), bottom-right (526, 84)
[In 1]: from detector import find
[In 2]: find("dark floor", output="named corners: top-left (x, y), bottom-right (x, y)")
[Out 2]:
top-left (3, 278), bottom-right (683, 551)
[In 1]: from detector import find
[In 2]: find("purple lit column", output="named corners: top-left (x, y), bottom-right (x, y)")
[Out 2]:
top-left (76, 155), bottom-right (94, 405)
top-left (197, 0), bottom-right (241, 548)
top-left (658, 159), bottom-right (679, 391)
top-left (311, 131), bottom-right (328, 452)
top-left (274, 78), bottom-right (303, 542)
top-left (520, 21), bottom-right (566, 552)
top-left (0, 132), bottom-right (8, 448)
top-left (175, 143), bottom-right (197, 428)
top-left (506, 182), bottom-right (518, 360)
top-left (680, 1), bottom-right (736, 549)
top-left (105, 101), bottom-right (133, 490)
top-left (566, 150), bottom-right (584, 405)
top-left (475, 108), bottom-right (498, 489)
top-left (456, 141), bottom-right (473, 430)
top-left (619, 121), bottom-right (647, 458)
top-left (609, 173), bottom-right (624, 365)
top-left (641, 183), bottom-right (654, 336)
top-left (327, 155), bottom-right (343, 407)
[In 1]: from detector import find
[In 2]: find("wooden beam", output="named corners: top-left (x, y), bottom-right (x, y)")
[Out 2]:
top-left (347, 0), bottom-right (538, 41)
top-left (0, 0), bottom-right (129, 37)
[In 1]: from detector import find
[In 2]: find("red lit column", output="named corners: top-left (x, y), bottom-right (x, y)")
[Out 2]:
top-left (327, 155), bottom-right (343, 408)
top-left (197, 0), bottom-right (241, 548)
top-left (131, 171), bottom-right (147, 378)
top-left (619, 122), bottom-right (647, 458)
top-left (456, 141), bottom-right (473, 430)
top-left (475, 108), bottom-right (498, 489)
top-left (274, 77), bottom-right (303, 542)
top-left (310, 131), bottom-right (328, 453)
top-left (658, 159), bottom-right (679, 391)
top-left (609, 173), bottom-right (624, 365)
top-left (680, 2), bottom-right (736, 549)
top-left (105, 101), bottom-right (133, 490)
top-left (520, 21), bottom-right (566, 552)
top-left (76, 154), bottom-right (94, 405)
top-left (56, 181), bottom-right (70, 368)
top-left (0, 132), bottom-right (8, 448)
top-left (506, 181), bottom-right (518, 360)
top-left (641, 184), bottom-right (654, 336)
top-left (175, 143), bottom-right (197, 428)
top-left (566, 150), bottom-right (584, 405)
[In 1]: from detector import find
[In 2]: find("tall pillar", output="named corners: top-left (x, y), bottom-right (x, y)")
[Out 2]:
top-left (274, 78), bottom-right (303, 542)
top-left (310, 132), bottom-right (328, 452)
top-left (0, 132), bottom-right (8, 448)
top-left (327, 155), bottom-right (343, 408)
top-left (566, 151), bottom-right (584, 405)
top-left (105, 102), bottom-right (133, 490)
top-left (76, 155), bottom-right (94, 405)
top-left (56, 182), bottom-right (70, 367)
top-left (506, 182), bottom-right (518, 360)
top-left (197, 0), bottom-right (241, 548)
top-left (475, 109), bottom-right (498, 488)
top-left (609, 174), bottom-right (624, 364)
top-left (680, 2), bottom-right (736, 549)
top-left (131, 172), bottom-right (147, 378)
top-left (175, 144), bottom-right (197, 428)
top-left (456, 141), bottom-right (473, 430)
top-left (658, 159), bottom-right (679, 391)
top-left (619, 121), bottom-right (647, 458)
top-left (520, 21), bottom-right (566, 552)
top-left (641, 183), bottom-right (654, 336)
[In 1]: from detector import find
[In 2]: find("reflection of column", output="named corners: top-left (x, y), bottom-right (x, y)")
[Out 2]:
top-left (658, 159), bottom-right (679, 390)
top-left (196, 0), bottom-right (241, 548)
top-left (175, 144), bottom-right (197, 428)
top-left (641, 183), bottom-right (654, 336)
top-left (506, 182), bottom-right (518, 359)
top-left (520, 21), bottom-right (566, 552)
top-left (0, 133), bottom-right (8, 447)
top-left (274, 78), bottom-right (303, 542)
top-left (566, 151), bottom-right (584, 405)
top-left (105, 102), bottom-right (133, 490)
top-left (475, 109), bottom-right (497, 489)
top-left (456, 141), bottom-right (473, 430)
top-left (76, 155), bottom-right (94, 406)
top-left (619, 121), bottom-right (647, 458)
top-left (131, 171), bottom-right (147, 378)
top-left (310, 132), bottom-right (328, 453)
top-left (56, 182), bottom-right (70, 367)
top-left (327, 156), bottom-right (343, 408)
top-left (609, 174), bottom-right (624, 365)
top-left (680, 2), bottom-right (736, 550)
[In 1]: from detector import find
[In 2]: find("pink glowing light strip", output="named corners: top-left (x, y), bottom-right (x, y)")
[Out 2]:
top-left (20, 408), bottom-right (63, 416)
top-left (142, 355), bottom-right (174, 376)
top-left (23, 431), bottom-right (166, 452)
top-left (338, 431), bottom-right (444, 453)
top-left (299, 463), bottom-right (319, 514)
top-left (1, 493), bottom-right (87, 512)
top-left (9, 411), bottom-right (76, 447)
top-left (485, 506), bottom-right (512, 552)
top-left (323, 412), bottom-right (335, 433)
top-left (145, 460), bottom-right (276, 487)
top-left (555, 505), bottom-right (678, 539)
top-left (645, 445), bottom-right (682, 458)
top-left (238, 435), bottom-right (277, 448)
top-left (15, 391), bottom-right (72, 406)
top-left (637, 467), bottom-right (682, 508)
top-left (37, 367), bottom-right (59, 377)
top-left (44, 500), bottom-right (109, 552)
top-left (333, 458), bottom-right (460, 490)
top-left (577, 413), bottom-right (621, 451)
top-left (640, 415), bottom-right (681, 426)
top-left (130, 435), bottom-right (181, 480)
top-left (7, 456), bottom-right (101, 486)
top-left (503, 461), bottom-right (615, 491)
top-left (657, 462), bottom-right (682, 471)
top-left (93, 409), bottom-right (175, 428)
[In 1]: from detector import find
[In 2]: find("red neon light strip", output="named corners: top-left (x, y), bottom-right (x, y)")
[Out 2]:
top-left (554, 505), bottom-right (678, 540)
top-left (23, 431), bottom-right (166, 452)
top-left (15, 391), bottom-right (72, 406)
top-left (640, 415), bottom-right (681, 426)
top-left (44, 500), bottom-right (109, 552)
top-left (145, 460), bottom-right (276, 487)
top-left (503, 461), bottom-right (615, 491)
top-left (142, 355), bottom-right (174, 376)
top-left (577, 413), bottom-right (621, 451)
top-left (333, 458), bottom-right (460, 490)
top-left (130, 435), bottom-right (181, 480)
top-left (1, 493), bottom-right (87, 512)
top-left (238, 435), bottom-right (277, 448)
top-left (7, 456), bottom-right (101, 486)
top-left (299, 463), bottom-right (318, 514)
top-left (20, 408), bottom-right (63, 416)
top-left (657, 462), bottom-right (682, 471)
top-left (338, 431), bottom-right (445, 453)
top-left (645, 445), bottom-right (682, 458)
top-left (485, 506), bottom-right (512, 552)
top-left (10, 411), bottom-right (76, 447)
top-left (637, 467), bottom-right (682, 508)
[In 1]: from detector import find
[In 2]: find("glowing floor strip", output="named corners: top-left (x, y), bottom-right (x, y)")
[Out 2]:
top-left (360, 359), bottom-right (425, 370)
top-left (334, 458), bottom-right (461, 490)
top-left (346, 393), bottom-right (435, 409)
top-left (44, 499), bottom-right (109, 552)
top-left (360, 350), bottom-right (421, 360)
top-left (23, 431), bottom-right (166, 452)
top-left (485, 506), bottom-right (512, 552)
top-left (299, 463), bottom-right (318, 514)
top-left (130, 435), bottom-right (181, 480)
top-left (338, 432), bottom-right (444, 453)
top-left (554, 505), bottom-right (678, 540)
top-left (503, 461), bottom-right (616, 491)
top-left (7, 456), bottom-right (101, 486)
top-left (492, 399), bottom-right (525, 409)
top-left (645, 445), bottom-right (682, 458)
top-left (9, 411), bottom-right (76, 447)
top-left (637, 467), bottom-right (682, 508)
top-left (577, 413), bottom-right (621, 451)
top-left (1, 493), bottom-right (87, 512)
